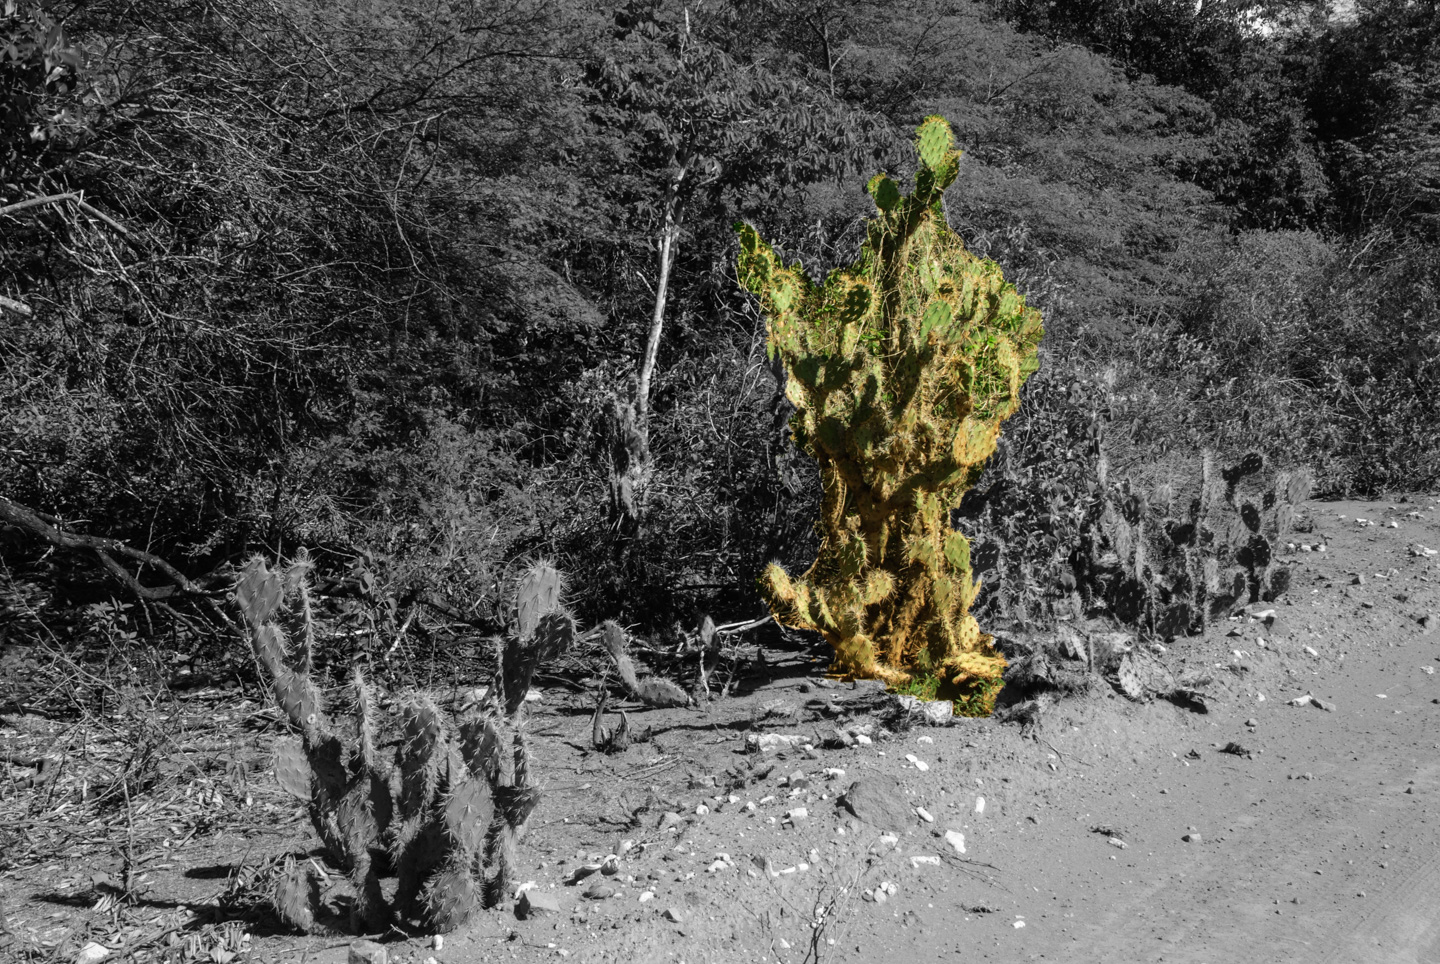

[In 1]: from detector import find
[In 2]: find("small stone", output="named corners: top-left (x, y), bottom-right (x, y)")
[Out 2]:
top-left (638, 891), bottom-right (655, 903)
top-left (838, 777), bottom-right (911, 831)
top-left (1304, 646), bottom-right (1319, 657)
top-left (1245, 718), bottom-right (1259, 727)
top-left (904, 753), bottom-right (930, 772)
top-left (658, 811), bottom-right (686, 832)
top-left (975, 796), bottom-right (986, 814)
top-left (565, 863), bottom-right (603, 885)
top-left (695, 804), bottom-right (710, 816)
top-left (75, 944), bottom-right (111, 964)
top-left (785, 807), bottom-right (808, 822)
top-left (1108, 837), bottom-right (1128, 849)
top-left (1182, 833), bottom-right (1202, 844)
top-left (787, 770), bottom-right (810, 789)
top-left (600, 855), bottom-right (620, 875)
top-left (518, 890), bottom-right (563, 919)
top-left (915, 806), bottom-right (934, 823)
top-left (910, 854), bottom-right (941, 868)
top-left (432, 935), bottom-right (444, 952)
top-left (824, 767), bottom-right (846, 780)
top-left (1421, 614), bottom-right (1438, 635)
top-left (854, 734), bottom-right (873, 746)
top-left (583, 882), bottom-right (615, 900)
top-left (1353, 574), bottom-right (1366, 586)
top-left (348, 941), bottom-right (388, 964)
top-left (662, 907), bottom-right (684, 923)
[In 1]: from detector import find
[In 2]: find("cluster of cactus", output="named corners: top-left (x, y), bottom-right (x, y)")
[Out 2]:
top-left (1081, 451), bottom-right (1313, 635)
top-left (238, 555), bottom-right (574, 934)
top-left (737, 115), bottom-right (1044, 715)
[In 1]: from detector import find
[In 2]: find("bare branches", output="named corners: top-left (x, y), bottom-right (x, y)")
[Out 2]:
top-left (0, 495), bottom-right (236, 631)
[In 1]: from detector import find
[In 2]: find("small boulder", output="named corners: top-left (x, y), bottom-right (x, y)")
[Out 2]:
top-left (348, 941), bottom-right (388, 964)
top-left (838, 778), bottom-right (910, 832)
top-left (516, 890), bottom-right (562, 920)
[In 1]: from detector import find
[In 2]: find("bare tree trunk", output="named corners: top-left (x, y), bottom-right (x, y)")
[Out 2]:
top-left (636, 165), bottom-right (686, 430)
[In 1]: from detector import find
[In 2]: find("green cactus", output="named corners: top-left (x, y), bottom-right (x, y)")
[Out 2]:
top-left (237, 555), bottom-right (553, 935)
top-left (736, 115), bottom-right (1044, 714)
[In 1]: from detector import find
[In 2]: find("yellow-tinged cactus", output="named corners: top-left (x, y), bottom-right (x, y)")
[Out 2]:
top-left (737, 116), bottom-right (1043, 715)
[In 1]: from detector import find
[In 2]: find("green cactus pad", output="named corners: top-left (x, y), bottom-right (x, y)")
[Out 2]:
top-left (274, 738), bottom-right (311, 801)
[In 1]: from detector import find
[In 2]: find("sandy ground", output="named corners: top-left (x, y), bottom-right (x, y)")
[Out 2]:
top-left (3, 494), bottom-right (1438, 964)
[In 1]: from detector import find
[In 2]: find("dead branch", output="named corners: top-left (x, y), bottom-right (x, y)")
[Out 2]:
top-left (0, 294), bottom-right (31, 317)
top-left (0, 495), bottom-right (236, 631)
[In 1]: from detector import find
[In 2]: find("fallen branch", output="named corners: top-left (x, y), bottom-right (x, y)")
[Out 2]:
top-left (0, 294), bottom-right (31, 317)
top-left (0, 495), bottom-right (236, 631)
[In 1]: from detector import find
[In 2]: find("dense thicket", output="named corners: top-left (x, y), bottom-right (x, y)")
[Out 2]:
top-left (2, 0), bottom-right (1436, 662)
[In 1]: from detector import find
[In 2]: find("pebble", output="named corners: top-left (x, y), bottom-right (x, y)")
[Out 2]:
top-left (639, 891), bottom-right (655, 903)
top-left (945, 830), bottom-right (966, 854)
top-left (584, 882), bottom-right (615, 899)
top-left (975, 796), bottom-right (986, 814)
top-left (905, 753), bottom-right (930, 772)
top-left (910, 854), bottom-right (941, 868)
top-left (786, 807), bottom-right (808, 822)
top-left (662, 907), bottom-right (683, 923)
top-left (75, 944), bottom-right (111, 964)
top-left (824, 768), bottom-right (846, 780)
top-left (854, 734), bottom-right (873, 746)
top-left (915, 806), bottom-right (935, 823)
top-left (1182, 833), bottom-right (1202, 844)
top-left (787, 771), bottom-right (810, 789)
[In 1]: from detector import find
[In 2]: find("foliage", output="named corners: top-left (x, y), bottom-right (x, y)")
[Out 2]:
top-left (739, 116), bottom-right (1044, 714)
top-left (4, 0), bottom-right (1440, 683)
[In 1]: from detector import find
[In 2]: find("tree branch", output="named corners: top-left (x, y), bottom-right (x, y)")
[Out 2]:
top-left (0, 495), bottom-right (237, 631)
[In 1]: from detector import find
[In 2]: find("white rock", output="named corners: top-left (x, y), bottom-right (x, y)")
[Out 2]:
top-left (75, 943), bottom-right (111, 964)
top-left (1304, 646), bottom-right (1319, 657)
top-left (639, 891), bottom-right (655, 903)
top-left (915, 806), bottom-right (934, 823)
top-left (975, 796), bottom-right (985, 814)
top-left (910, 854), bottom-right (941, 868)
top-left (786, 807), bottom-right (808, 821)
top-left (945, 830), bottom-right (966, 854)
top-left (905, 753), bottom-right (930, 772)
top-left (854, 734), bottom-right (873, 746)
top-left (747, 733), bottom-right (804, 752)
top-left (917, 735), bottom-right (933, 744)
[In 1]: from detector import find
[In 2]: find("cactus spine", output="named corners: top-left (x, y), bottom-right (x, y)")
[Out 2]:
top-left (737, 115), bottom-right (1044, 714)
top-left (237, 555), bottom-right (558, 934)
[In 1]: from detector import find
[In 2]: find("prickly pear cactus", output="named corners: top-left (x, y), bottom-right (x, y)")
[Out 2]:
top-left (736, 115), bottom-right (1044, 715)
top-left (237, 555), bottom-right (555, 935)
top-left (1084, 451), bottom-right (1313, 637)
